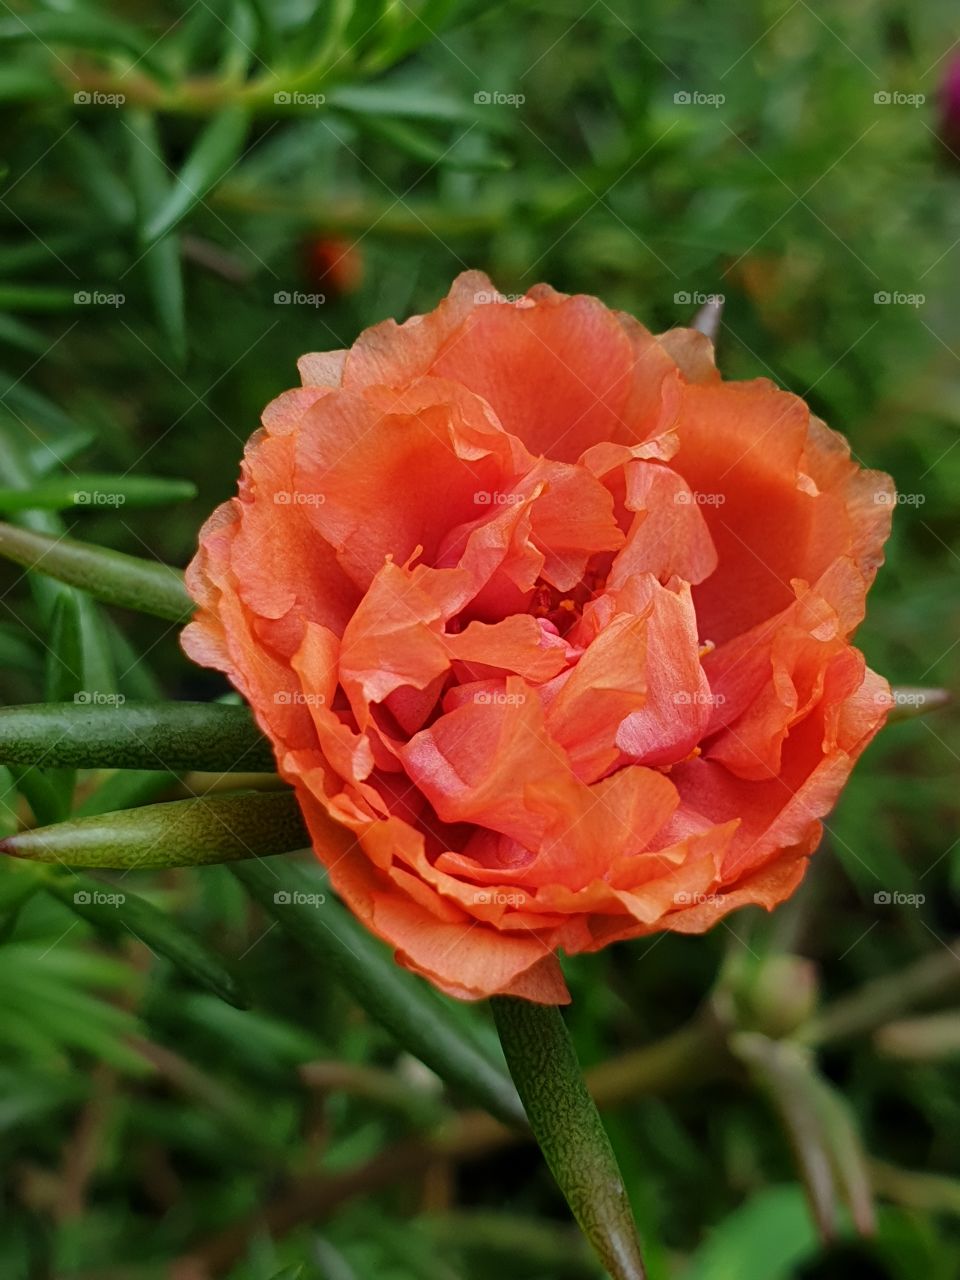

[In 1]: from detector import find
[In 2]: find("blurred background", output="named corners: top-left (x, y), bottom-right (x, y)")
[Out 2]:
top-left (0, 0), bottom-right (959, 1277)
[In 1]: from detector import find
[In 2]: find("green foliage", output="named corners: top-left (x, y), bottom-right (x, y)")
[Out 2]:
top-left (0, 0), bottom-right (957, 1277)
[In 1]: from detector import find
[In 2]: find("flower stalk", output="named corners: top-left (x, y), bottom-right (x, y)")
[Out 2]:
top-left (492, 996), bottom-right (647, 1280)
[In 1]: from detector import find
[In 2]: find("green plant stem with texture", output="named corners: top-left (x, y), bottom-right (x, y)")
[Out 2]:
top-left (492, 996), bottom-right (647, 1280)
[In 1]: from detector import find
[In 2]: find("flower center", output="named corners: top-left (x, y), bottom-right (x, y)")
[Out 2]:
top-left (529, 564), bottom-right (608, 636)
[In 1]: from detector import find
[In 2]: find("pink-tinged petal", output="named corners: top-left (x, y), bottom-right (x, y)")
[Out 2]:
top-left (293, 383), bottom-right (519, 590)
top-left (702, 559), bottom-right (871, 779)
top-left (343, 270), bottom-right (496, 388)
top-left (428, 292), bottom-right (650, 461)
top-left (298, 348), bottom-right (347, 388)
top-left (671, 378), bottom-right (814, 643)
top-left (524, 458), bottom-right (624, 589)
top-left (339, 560), bottom-right (471, 722)
top-left (377, 898), bottom-right (570, 1002)
top-left (654, 326), bottom-right (720, 384)
top-left (290, 622), bottom-right (377, 787)
top-left (609, 462), bottom-right (718, 587)
top-left (672, 666), bottom-right (888, 882)
top-left (231, 428), bottom-right (359, 646)
top-left (400, 676), bottom-right (575, 853)
top-left (542, 612), bottom-right (649, 783)
top-left (800, 415), bottom-right (893, 592)
top-left (613, 578), bottom-right (713, 768)
top-left (518, 763), bottom-right (678, 891)
top-left (261, 385), bottom-right (331, 435)
top-left (446, 614), bottom-right (570, 683)
top-left (663, 850), bottom-right (808, 934)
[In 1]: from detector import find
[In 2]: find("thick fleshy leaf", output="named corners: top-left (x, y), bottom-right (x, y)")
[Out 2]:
top-left (0, 522), bottom-right (193, 621)
top-left (0, 474), bottom-right (197, 513)
top-left (42, 594), bottom-right (84, 810)
top-left (0, 790), bottom-right (307, 869)
top-left (233, 856), bottom-right (525, 1128)
top-left (46, 872), bottom-right (247, 1007)
top-left (492, 997), bottom-right (648, 1280)
top-left (0, 702), bottom-right (275, 773)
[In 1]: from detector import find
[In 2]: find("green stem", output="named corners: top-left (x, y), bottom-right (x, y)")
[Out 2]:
top-left (492, 997), bottom-right (647, 1280)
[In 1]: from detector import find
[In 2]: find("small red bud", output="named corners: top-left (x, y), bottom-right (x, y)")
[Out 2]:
top-left (302, 236), bottom-right (364, 298)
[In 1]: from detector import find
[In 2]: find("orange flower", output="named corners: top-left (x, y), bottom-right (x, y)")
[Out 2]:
top-left (183, 273), bottom-right (893, 1003)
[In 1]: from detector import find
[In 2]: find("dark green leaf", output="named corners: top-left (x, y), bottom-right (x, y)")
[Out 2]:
top-left (0, 474), bottom-right (197, 513)
top-left (0, 789), bottom-right (306, 869)
top-left (234, 856), bottom-right (526, 1128)
top-left (142, 108), bottom-right (251, 245)
top-left (0, 702), bottom-right (274, 773)
top-left (46, 873), bottom-right (248, 1007)
top-left (0, 522), bottom-right (193, 621)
